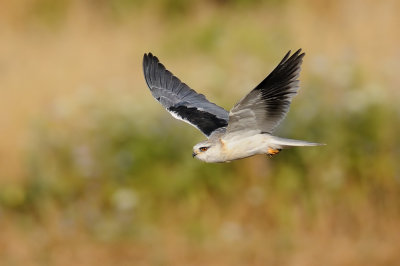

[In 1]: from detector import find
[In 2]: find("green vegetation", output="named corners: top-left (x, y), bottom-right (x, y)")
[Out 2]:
top-left (1, 0), bottom-right (399, 265)
top-left (0, 85), bottom-right (397, 243)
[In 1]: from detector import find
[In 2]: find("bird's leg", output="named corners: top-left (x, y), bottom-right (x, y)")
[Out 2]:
top-left (267, 148), bottom-right (281, 158)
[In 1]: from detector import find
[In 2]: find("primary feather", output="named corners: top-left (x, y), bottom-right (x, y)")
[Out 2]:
top-left (227, 49), bottom-right (304, 134)
top-left (143, 53), bottom-right (229, 137)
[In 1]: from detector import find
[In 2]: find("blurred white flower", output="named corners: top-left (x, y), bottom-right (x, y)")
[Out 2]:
top-left (344, 83), bottom-right (386, 113)
top-left (73, 145), bottom-right (94, 178)
top-left (309, 54), bottom-right (329, 76)
top-left (111, 188), bottom-right (138, 212)
top-left (219, 221), bottom-right (242, 243)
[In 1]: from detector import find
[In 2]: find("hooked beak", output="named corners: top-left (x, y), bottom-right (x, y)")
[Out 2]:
top-left (192, 152), bottom-right (197, 158)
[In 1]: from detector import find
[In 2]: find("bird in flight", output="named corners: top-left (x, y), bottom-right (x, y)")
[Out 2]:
top-left (143, 49), bottom-right (323, 163)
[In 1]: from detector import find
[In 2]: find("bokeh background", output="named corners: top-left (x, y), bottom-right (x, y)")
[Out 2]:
top-left (1, 0), bottom-right (400, 265)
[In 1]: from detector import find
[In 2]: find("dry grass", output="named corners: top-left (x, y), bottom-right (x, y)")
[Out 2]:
top-left (0, 0), bottom-right (400, 265)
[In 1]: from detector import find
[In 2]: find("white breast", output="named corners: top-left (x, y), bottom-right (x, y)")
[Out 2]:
top-left (218, 133), bottom-right (272, 161)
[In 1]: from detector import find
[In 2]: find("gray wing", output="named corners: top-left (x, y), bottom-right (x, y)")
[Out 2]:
top-left (226, 49), bottom-right (305, 134)
top-left (143, 53), bottom-right (229, 137)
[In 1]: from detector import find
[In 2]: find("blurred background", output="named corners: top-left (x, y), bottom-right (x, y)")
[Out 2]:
top-left (1, 0), bottom-right (399, 265)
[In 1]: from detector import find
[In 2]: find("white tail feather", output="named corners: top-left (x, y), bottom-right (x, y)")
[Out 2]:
top-left (270, 136), bottom-right (325, 149)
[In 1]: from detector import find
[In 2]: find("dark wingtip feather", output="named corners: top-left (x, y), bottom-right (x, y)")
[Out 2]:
top-left (143, 52), bottom-right (159, 67)
top-left (281, 49), bottom-right (304, 64)
top-left (279, 50), bottom-right (292, 65)
top-left (245, 49), bottom-right (307, 132)
top-left (276, 49), bottom-right (305, 72)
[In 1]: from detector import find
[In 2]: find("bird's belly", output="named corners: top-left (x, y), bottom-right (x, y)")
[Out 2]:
top-left (220, 134), bottom-right (270, 161)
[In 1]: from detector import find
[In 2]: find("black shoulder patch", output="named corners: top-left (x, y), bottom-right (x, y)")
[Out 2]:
top-left (168, 105), bottom-right (228, 136)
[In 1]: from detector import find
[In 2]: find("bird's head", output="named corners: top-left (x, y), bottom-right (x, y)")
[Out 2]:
top-left (192, 140), bottom-right (216, 162)
top-left (192, 139), bottom-right (225, 163)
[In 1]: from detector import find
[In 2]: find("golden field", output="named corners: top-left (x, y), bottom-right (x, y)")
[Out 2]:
top-left (0, 0), bottom-right (399, 265)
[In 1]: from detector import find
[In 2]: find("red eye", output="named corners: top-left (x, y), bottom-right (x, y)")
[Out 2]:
top-left (199, 147), bottom-right (208, 152)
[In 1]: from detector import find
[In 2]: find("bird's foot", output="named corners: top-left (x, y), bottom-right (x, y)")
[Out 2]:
top-left (267, 148), bottom-right (281, 158)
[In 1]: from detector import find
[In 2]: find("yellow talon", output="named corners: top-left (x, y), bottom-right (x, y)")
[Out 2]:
top-left (267, 148), bottom-right (281, 157)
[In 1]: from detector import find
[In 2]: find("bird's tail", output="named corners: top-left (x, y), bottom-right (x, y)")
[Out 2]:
top-left (269, 136), bottom-right (325, 149)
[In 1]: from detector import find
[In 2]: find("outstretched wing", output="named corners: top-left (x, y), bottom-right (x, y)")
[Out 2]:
top-left (226, 49), bottom-right (305, 134)
top-left (143, 53), bottom-right (229, 137)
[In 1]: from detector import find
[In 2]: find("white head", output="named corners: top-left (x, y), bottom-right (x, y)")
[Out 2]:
top-left (192, 139), bottom-right (223, 163)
